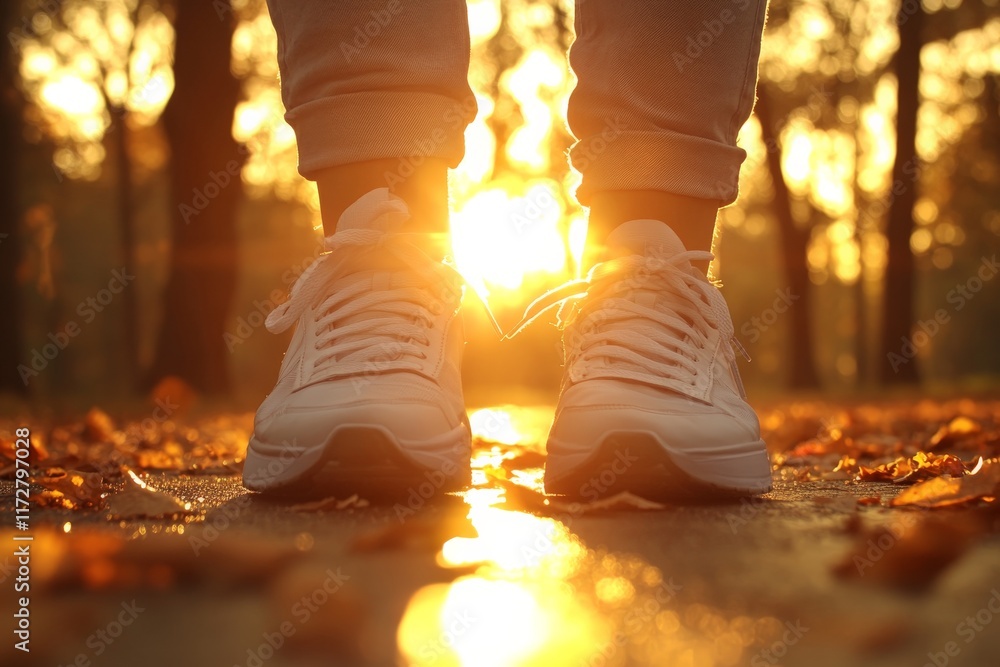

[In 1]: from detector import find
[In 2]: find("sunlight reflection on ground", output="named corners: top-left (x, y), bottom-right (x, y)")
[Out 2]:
top-left (396, 407), bottom-right (785, 667)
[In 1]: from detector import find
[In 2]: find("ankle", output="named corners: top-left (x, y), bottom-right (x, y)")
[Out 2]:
top-left (585, 190), bottom-right (719, 273)
top-left (316, 158), bottom-right (450, 235)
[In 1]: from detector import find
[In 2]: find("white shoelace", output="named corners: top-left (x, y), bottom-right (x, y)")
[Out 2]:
top-left (265, 228), bottom-right (461, 376)
top-left (508, 250), bottom-right (749, 385)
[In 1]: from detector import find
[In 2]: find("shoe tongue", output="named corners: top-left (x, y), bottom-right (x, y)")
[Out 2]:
top-left (605, 219), bottom-right (687, 259)
top-left (335, 188), bottom-right (409, 233)
top-left (321, 188), bottom-right (413, 274)
top-left (327, 188), bottom-right (449, 265)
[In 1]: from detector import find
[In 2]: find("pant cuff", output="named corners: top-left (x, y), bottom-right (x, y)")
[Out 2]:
top-left (571, 129), bottom-right (748, 207)
top-left (287, 91), bottom-right (475, 180)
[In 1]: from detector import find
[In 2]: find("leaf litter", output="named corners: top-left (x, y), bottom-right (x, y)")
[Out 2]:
top-left (4, 395), bottom-right (1000, 600)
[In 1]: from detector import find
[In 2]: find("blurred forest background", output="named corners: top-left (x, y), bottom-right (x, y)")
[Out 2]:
top-left (1, 0), bottom-right (999, 409)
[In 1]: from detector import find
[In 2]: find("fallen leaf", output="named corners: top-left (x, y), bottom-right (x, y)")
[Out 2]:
top-left (858, 452), bottom-right (969, 484)
top-left (928, 416), bottom-right (981, 449)
top-left (106, 471), bottom-right (191, 518)
top-left (487, 472), bottom-right (666, 515)
top-left (890, 463), bottom-right (1000, 508)
top-left (0, 431), bottom-right (50, 465)
top-left (787, 439), bottom-right (836, 459)
top-left (83, 407), bottom-right (116, 442)
top-left (857, 496), bottom-right (882, 506)
top-left (133, 449), bottom-right (184, 470)
top-left (32, 468), bottom-right (104, 509)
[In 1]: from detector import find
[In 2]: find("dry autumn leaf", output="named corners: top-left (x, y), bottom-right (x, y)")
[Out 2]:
top-left (889, 463), bottom-right (1000, 508)
top-left (857, 452), bottom-right (968, 484)
top-left (32, 467), bottom-right (104, 509)
top-left (928, 416), bottom-right (981, 449)
top-left (487, 470), bottom-right (666, 515)
top-left (106, 470), bottom-right (191, 519)
top-left (83, 407), bottom-right (117, 442)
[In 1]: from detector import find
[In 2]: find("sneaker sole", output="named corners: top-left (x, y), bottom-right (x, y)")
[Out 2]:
top-left (544, 432), bottom-right (771, 502)
top-left (243, 424), bottom-right (471, 501)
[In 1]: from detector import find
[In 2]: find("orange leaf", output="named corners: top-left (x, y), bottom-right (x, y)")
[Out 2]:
top-left (890, 464), bottom-right (1000, 508)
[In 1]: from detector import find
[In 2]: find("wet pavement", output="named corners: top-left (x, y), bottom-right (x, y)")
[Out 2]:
top-left (2, 404), bottom-right (999, 667)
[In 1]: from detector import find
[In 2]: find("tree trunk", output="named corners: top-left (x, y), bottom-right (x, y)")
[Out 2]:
top-left (112, 107), bottom-right (139, 389)
top-left (853, 138), bottom-right (870, 387)
top-left (0, 2), bottom-right (26, 395)
top-left (148, 0), bottom-right (242, 393)
top-left (878, 2), bottom-right (924, 385)
top-left (754, 88), bottom-right (821, 389)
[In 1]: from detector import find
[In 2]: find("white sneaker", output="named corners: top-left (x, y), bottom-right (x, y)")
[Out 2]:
top-left (541, 220), bottom-right (771, 500)
top-left (243, 189), bottom-right (471, 497)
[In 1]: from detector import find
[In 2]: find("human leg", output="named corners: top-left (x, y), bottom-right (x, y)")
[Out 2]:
top-left (544, 0), bottom-right (772, 499)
